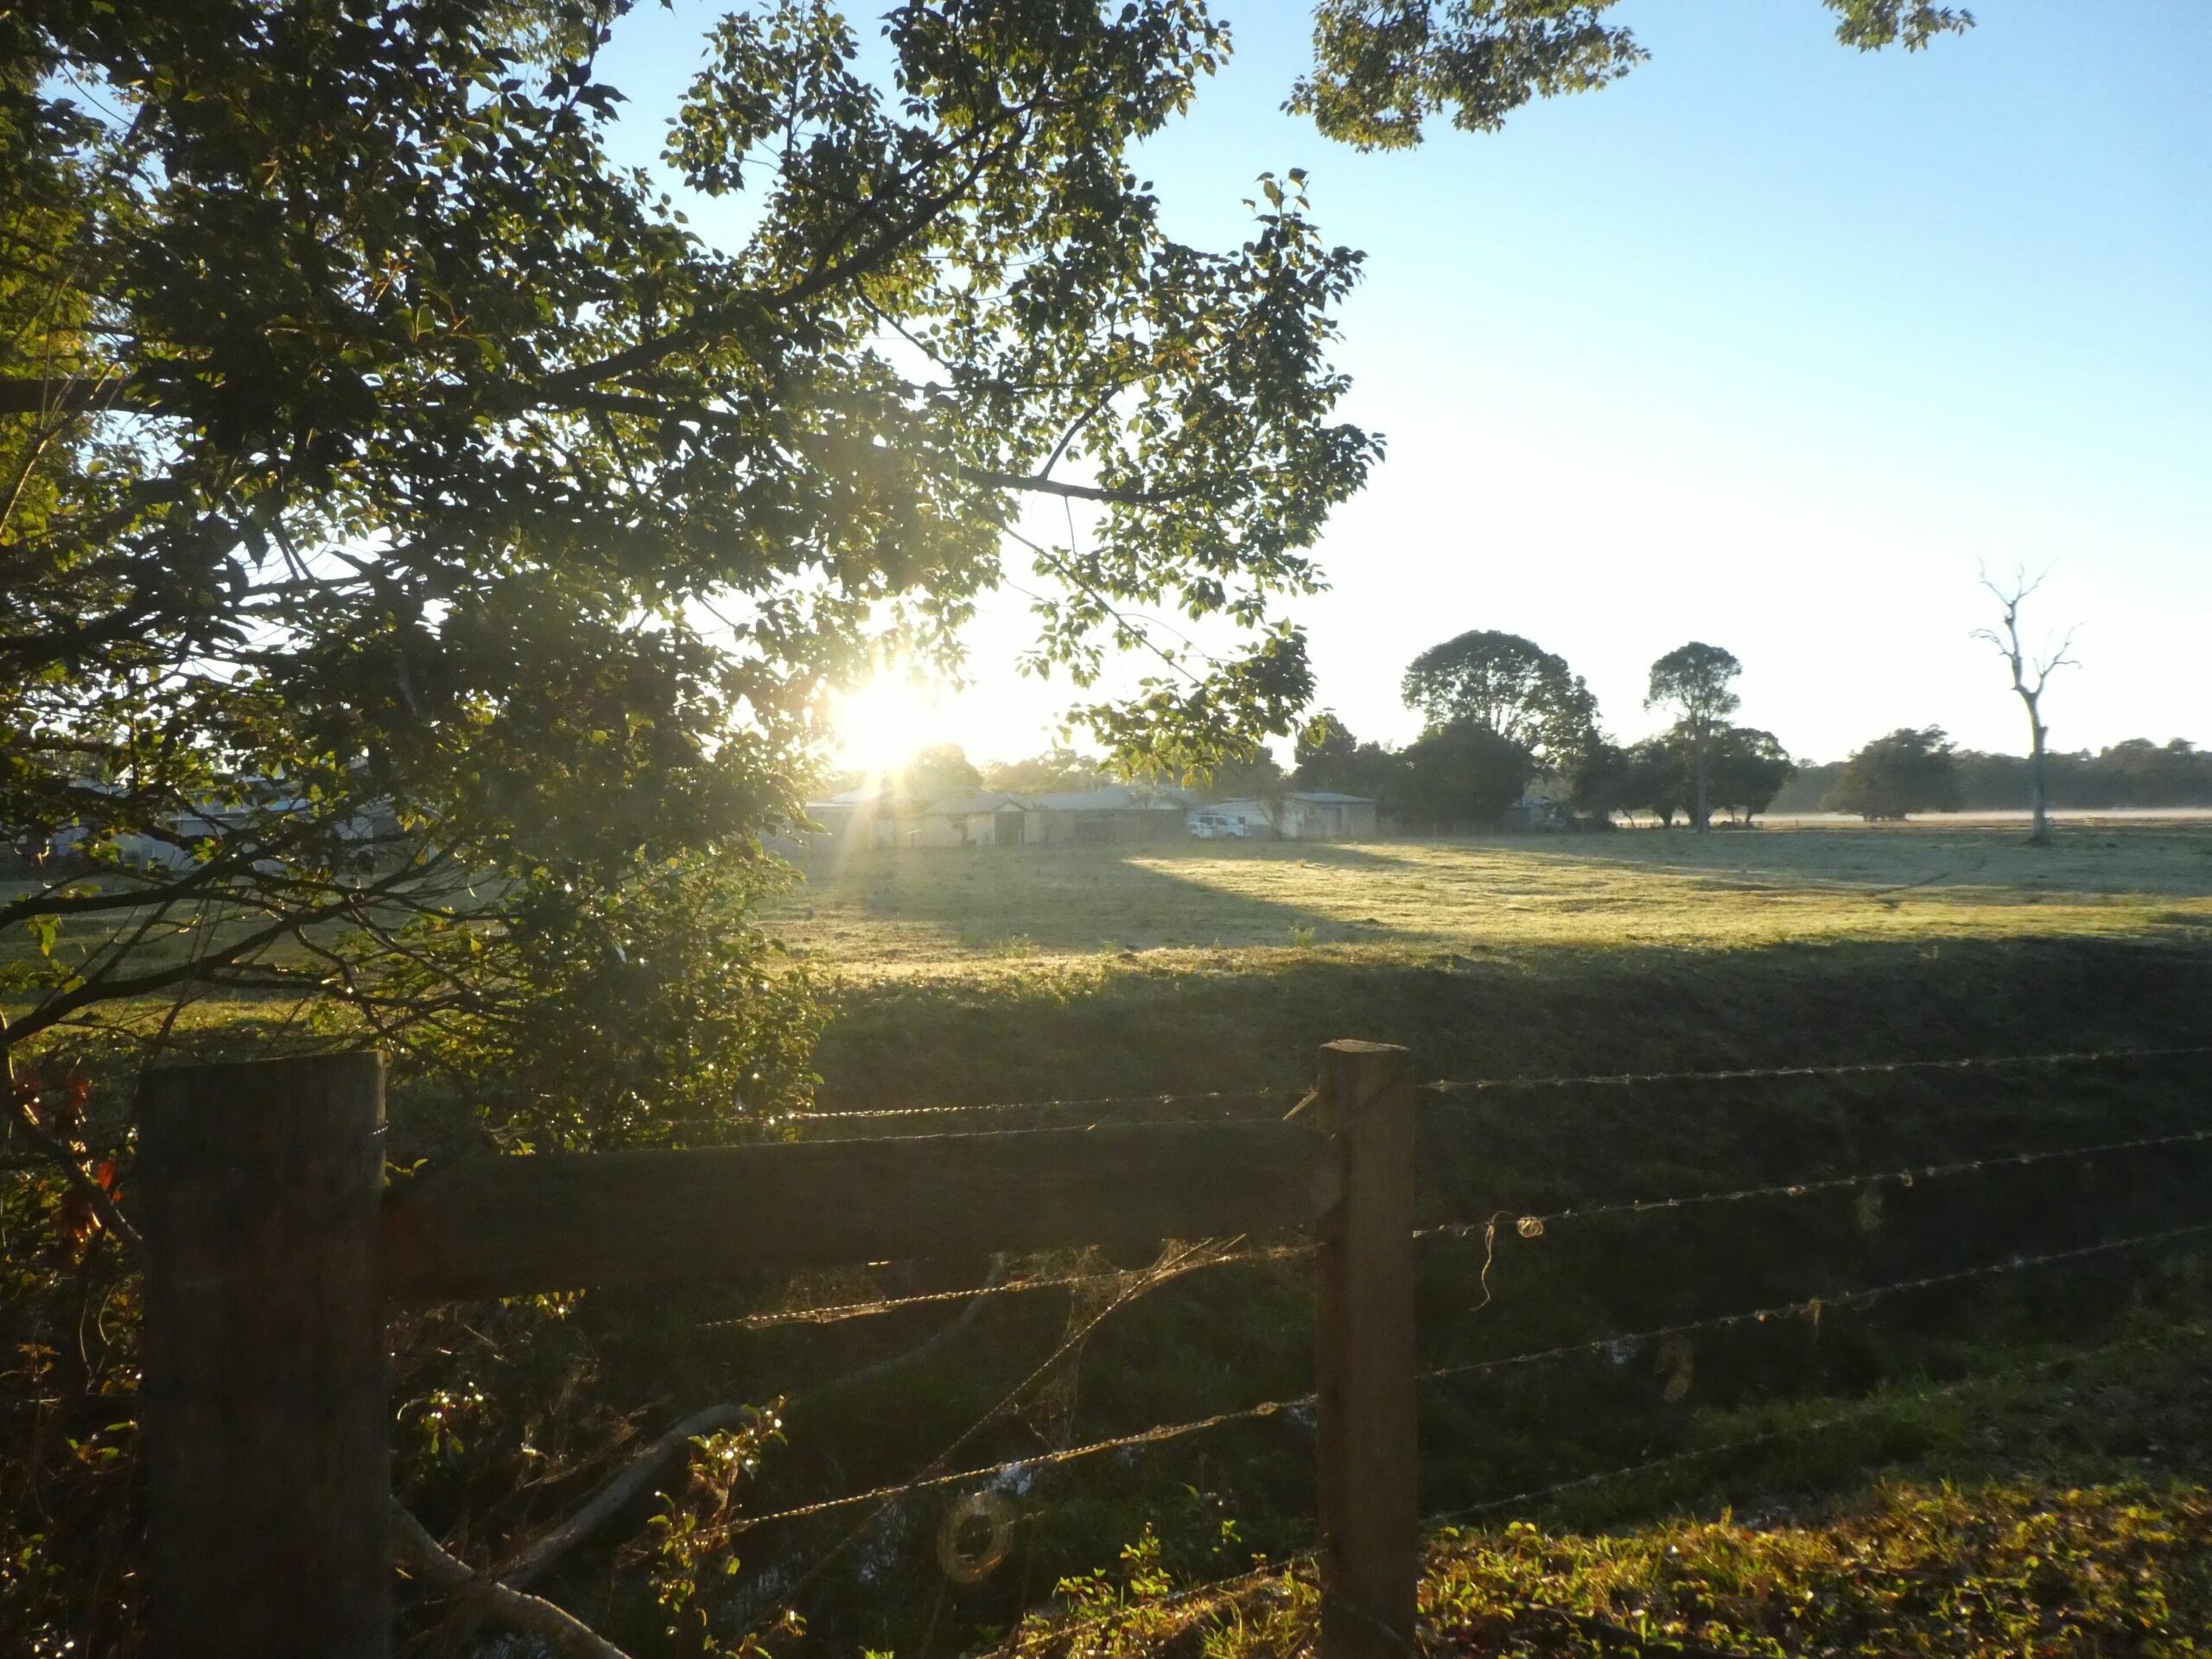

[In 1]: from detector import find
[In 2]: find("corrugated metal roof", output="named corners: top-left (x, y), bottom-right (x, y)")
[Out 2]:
top-left (918, 792), bottom-right (1037, 817)
top-left (1028, 785), bottom-right (1190, 811)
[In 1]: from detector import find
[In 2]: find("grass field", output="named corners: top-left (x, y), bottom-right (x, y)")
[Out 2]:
top-left (764, 822), bottom-right (2212, 976)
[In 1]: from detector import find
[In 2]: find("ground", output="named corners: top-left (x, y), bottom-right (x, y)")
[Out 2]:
top-left (756, 825), bottom-right (2212, 1656)
top-left (10, 823), bottom-right (2212, 1656)
top-left (763, 823), bottom-right (2212, 976)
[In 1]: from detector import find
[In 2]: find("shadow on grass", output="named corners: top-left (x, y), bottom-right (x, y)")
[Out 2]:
top-left (813, 930), bottom-right (2212, 1106)
top-left (780, 841), bottom-right (1432, 955)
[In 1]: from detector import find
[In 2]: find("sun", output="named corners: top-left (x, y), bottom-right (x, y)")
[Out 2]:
top-left (833, 671), bottom-right (939, 778)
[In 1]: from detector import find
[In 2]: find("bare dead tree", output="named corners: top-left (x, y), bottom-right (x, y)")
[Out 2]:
top-left (1972, 565), bottom-right (2079, 846)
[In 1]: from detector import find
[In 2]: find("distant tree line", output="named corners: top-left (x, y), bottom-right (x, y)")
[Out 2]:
top-left (1285, 630), bottom-right (1796, 831)
top-left (1776, 734), bottom-right (2212, 818)
top-left (943, 592), bottom-right (2203, 836)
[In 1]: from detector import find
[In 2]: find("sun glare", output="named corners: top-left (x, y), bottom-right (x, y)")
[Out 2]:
top-left (834, 672), bottom-right (939, 777)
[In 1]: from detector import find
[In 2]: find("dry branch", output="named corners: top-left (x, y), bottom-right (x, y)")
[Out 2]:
top-left (500, 1403), bottom-right (755, 1592)
top-left (391, 1501), bottom-right (636, 1659)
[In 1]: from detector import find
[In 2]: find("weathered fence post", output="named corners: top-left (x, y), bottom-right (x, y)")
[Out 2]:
top-left (1314, 1039), bottom-right (1418, 1659)
top-left (140, 1052), bottom-right (390, 1659)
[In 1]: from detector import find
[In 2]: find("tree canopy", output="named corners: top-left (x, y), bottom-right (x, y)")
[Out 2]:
top-left (1823, 727), bottom-right (1964, 821)
top-left (1292, 709), bottom-right (1402, 800)
top-left (1293, 0), bottom-right (1973, 149)
top-left (895, 743), bottom-right (986, 804)
top-left (1572, 723), bottom-right (1792, 826)
top-left (1, 0), bottom-right (1385, 1111)
top-left (1645, 642), bottom-right (1745, 831)
top-left (1706, 726), bottom-right (1796, 822)
top-left (981, 747), bottom-right (1110, 796)
top-left (1392, 719), bottom-right (1531, 829)
top-left (1400, 628), bottom-right (1599, 766)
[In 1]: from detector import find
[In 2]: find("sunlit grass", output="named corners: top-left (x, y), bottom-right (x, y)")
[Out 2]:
top-left (763, 823), bottom-right (2212, 977)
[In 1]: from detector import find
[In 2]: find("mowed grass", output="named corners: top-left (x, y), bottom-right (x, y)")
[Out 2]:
top-left (764, 822), bottom-right (2212, 976)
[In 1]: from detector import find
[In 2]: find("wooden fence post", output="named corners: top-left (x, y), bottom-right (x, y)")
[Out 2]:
top-left (140, 1052), bottom-right (390, 1659)
top-left (1314, 1039), bottom-right (1417, 1659)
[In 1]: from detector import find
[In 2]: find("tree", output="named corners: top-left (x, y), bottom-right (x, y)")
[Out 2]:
top-left (0, 0), bottom-right (1381, 1117)
top-left (1616, 739), bottom-right (1692, 825)
top-left (1294, 0), bottom-right (1972, 149)
top-left (897, 744), bottom-right (984, 804)
top-left (1706, 726), bottom-right (1797, 823)
top-left (1198, 747), bottom-right (1287, 802)
top-left (1401, 629), bottom-right (1599, 766)
top-left (981, 748), bottom-right (1110, 795)
top-left (1973, 566), bottom-right (2079, 845)
top-left (1823, 727), bottom-right (1962, 821)
top-left (1646, 643), bottom-right (1744, 832)
top-left (1389, 720), bottom-right (1532, 830)
top-left (1291, 710), bottom-right (1404, 800)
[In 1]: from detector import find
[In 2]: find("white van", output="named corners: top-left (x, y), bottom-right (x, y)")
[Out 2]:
top-left (1187, 811), bottom-right (1250, 840)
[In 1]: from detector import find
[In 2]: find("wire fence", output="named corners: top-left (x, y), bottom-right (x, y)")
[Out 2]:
top-left (1415, 1041), bottom-right (2212, 1097)
top-left (709, 1213), bottom-right (2212, 1552)
top-left (767, 1042), bottom-right (2212, 1130)
top-left (639, 1038), bottom-right (2212, 1651)
top-left (1414, 1120), bottom-right (2212, 1243)
top-left (699, 1242), bottom-right (1315, 1333)
top-left (1414, 1218), bottom-right (2212, 1391)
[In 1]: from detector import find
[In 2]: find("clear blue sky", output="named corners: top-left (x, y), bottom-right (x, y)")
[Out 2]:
top-left (599, 0), bottom-right (2212, 764)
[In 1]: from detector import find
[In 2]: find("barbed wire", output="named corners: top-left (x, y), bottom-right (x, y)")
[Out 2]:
top-left (699, 1243), bottom-right (1315, 1332)
top-left (735, 1391), bottom-right (1313, 1534)
top-left (1427, 1319), bottom-right (2208, 1529)
top-left (1006, 1319), bottom-right (2212, 1654)
top-left (731, 1221), bottom-right (2212, 1560)
top-left (736, 1236), bottom-right (1269, 1642)
top-left (1417, 1043), bottom-right (2212, 1099)
top-left (775, 1087), bottom-right (1293, 1126)
top-left (1415, 1123), bottom-right (2212, 1245)
top-left (1416, 1217), bottom-right (2212, 1391)
top-left (767, 1044), bottom-right (2210, 1131)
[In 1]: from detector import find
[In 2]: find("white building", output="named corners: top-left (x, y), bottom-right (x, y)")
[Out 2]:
top-left (1194, 791), bottom-right (1378, 841)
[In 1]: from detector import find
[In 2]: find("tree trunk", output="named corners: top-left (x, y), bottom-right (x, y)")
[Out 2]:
top-left (2027, 705), bottom-right (2051, 845)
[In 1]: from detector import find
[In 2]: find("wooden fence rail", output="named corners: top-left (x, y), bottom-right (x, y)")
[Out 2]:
top-left (137, 1040), bottom-right (1415, 1659)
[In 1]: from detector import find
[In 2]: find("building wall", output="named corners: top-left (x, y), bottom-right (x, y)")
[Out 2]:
top-left (1200, 797), bottom-right (1376, 841)
top-left (1034, 809), bottom-right (1184, 845)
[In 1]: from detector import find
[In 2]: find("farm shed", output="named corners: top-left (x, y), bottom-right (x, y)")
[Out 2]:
top-left (1198, 791), bottom-right (1378, 841)
top-left (804, 784), bottom-right (1195, 850)
top-left (912, 792), bottom-right (1043, 849)
top-left (804, 790), bottom-right (1042, 849)
top-left (1028, 784), bottom-right (1192, 844)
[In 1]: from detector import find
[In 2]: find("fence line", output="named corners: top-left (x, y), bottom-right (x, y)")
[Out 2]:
top-left (1425, 1320), bottom-right (2206, 1529)
top-left (699, 1243), bottom-right (1315, 1333)
top-left (779, 1088), bottom-right (1293, 1125)
top-left (1414, 1217), bottom-right (2212, 1391)
top-left (734, 1391), bottom-right (1314, 1534)
top-left (1414, 1122), bottom-right (2212, 1244)
top-left (731, 1232), bottom-right (1305, 1647)
top-left (1417, 1042), bottom-right (2212, 1098)
top-left (130, 1034), bottom-right (2212, 1659)
top-left (763, 1042), bottom-right (2211, 1132)
top-left (1001, 1320), bottom-right (2212, 1653)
